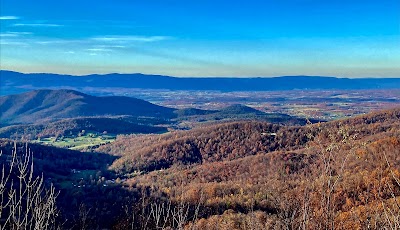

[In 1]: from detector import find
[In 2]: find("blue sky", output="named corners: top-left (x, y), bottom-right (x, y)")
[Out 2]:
top-left (0, 0), bottom-right (399, 77)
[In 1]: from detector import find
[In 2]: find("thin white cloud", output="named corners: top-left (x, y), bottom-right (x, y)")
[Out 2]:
top-left (9, 31), bottom-right (33, 35)
top-left (86, 48), bottom-right (112, 52)
top-left (12, 23), bottom-right (63, 27)
top-left (36, 41), bottom-right (66, 45)
top-left (35, 40), bottom-right (81, 45)
top-left (91, 35), bottom-right (171, 42)
top-left (0, 33), bottom-right (19, 38)
top-left (0, 32), bottom-right (33, 37)
top-left (95, 45), bottom-right (126, 48)
top-left (0, 16), bottom-right (19, 20)
top-left (0, 40), bottom-right (29, 46)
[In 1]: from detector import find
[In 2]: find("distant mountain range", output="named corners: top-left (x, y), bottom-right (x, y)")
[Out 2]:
top-left (1, 70), bottom-right (399, 95)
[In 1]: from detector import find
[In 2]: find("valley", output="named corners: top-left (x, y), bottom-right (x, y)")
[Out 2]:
top-left (0, 89), bottom-right (311, 150)
top-left (1, 88), bottom-right (399, 229)
top-left (123, 89), bottom-right (400, 120)
top-left (74, 107), bottom-right (400, 229)
top-left (32, 131), bottom-right (116, 150)
top-left (2, 71), bottom-right (399, 121)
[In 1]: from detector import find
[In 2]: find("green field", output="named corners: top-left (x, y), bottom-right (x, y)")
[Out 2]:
top-left (33, 132), bottom-right (116, 150)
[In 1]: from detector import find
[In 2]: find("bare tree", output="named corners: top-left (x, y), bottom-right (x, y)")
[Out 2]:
top-left (380, 150), bottom-right (400, 229)
top-left (0, 143), bottom-right (60, 230)
top-left (150, 200), bottom-right (171, 229)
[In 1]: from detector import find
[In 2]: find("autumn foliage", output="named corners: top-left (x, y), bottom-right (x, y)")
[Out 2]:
top-left (100, 108), bottom-right (400, 229)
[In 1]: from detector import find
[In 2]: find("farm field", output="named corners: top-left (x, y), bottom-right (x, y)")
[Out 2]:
top-left (103, 89), bottom-right (400, 120)
top-left (33, 132), bottom-right (116, 150)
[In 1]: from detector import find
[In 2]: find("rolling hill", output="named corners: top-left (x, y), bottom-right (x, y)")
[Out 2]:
top-left (0, 117), bottom-right (168, 139)
top-left (0, 89), bottom-right (310, 129)
top-left (173, 104), bottom-right (312, 126)
top-left (104, 107), bottom-right (400, 175)
top-left (0, 89), bottom-right (176, 125)
top-left (96, 107), bottom-right (400, 229)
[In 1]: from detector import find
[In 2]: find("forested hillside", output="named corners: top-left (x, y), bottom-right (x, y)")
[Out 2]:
top-left (0, 89), bottom-right (176, 125)
top-left (0, 117), bottom-right (167, 139)
top-left (0, 89), bottom-right (309, 127)
top-left (98, 107), bottom-right (400, 229)
top-left (1, 108), bottom-right (399, 229)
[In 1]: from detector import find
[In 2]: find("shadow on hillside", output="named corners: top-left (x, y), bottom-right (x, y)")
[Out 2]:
top-left (0, 139), bottom-right (138, 228)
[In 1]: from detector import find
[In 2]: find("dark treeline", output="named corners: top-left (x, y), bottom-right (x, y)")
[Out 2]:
top-left (0, 117), bottom-right (168, 140)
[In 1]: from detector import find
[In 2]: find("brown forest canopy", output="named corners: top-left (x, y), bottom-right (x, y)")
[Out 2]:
top-left (1, 107), bottom-right (399, 229)
top-left (99, 107), bottom-right (400, 229)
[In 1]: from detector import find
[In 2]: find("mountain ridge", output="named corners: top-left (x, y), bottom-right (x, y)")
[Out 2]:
top-left (1, 70), bottom-right (399, 95)
top-left (2, 70), bottom-right (399, 79)
top-left (0, 89), bottom-right (175, 125)
top-left (0, 89), bottom-right (308, 127)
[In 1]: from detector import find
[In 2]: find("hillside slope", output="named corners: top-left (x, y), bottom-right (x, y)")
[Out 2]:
top-left (0, 116), bottom-right (168, 139)
top-left (0, 89), bottom-right (310, 128)
top-left (1, 108), bottom-right (399, 229)
top-left (104, 108), bottom-right (400, 175)
top-left (0, 89), bottom-right (175, 125)
top-left (97, 107), bottom-right (400, 229)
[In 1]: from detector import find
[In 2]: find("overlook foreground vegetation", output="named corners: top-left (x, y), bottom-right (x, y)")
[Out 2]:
top-left (1, 107), bottom-right (400, 229)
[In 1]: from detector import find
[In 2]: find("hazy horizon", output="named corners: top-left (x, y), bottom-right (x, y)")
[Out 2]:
top-left (1, 69), bottom-right (400, 79)
top-left (1, 0), bottom-right (399, 78)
